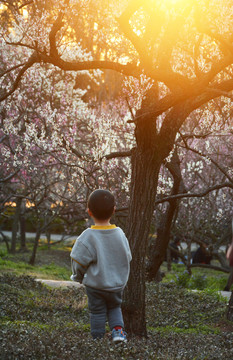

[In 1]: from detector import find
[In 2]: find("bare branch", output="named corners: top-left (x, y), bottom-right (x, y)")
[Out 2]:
top-left (0, 62), bottom-right (26, 78)
top-left (125, 97), bottom-right (135, 120)
top-left (206, 86), bottom-right (233, 100)
top-left (155, 182), bottom-right (233, 205)
top-left (117, 1), bottom-right (149, 66)
top-left (0, 170), bottom-right (20, 183)
top-left (5, 40), bottom-right (37, 52)
top-left (180, 137), bottom-right (233, 183)
top-left (190, 263), bottom-right (229, 273)
top-left (18, 1), bottom-right (33, 10)
top-left (104, 149), bottom-right (133, 160)
top-left (40, 53), bottom-right (140, 78)
top-left (0, 52), bottom-right (38, 103)
top-left (201, 29), bottom-right (233, 57)
top-left (61, 137), bottom-right (84, 159)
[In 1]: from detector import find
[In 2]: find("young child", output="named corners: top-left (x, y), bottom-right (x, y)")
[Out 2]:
top-left (70, 189), bottom-right (132, 343)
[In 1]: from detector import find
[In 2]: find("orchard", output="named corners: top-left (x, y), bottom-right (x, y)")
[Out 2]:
top-left (0, 0), bottom-right (233, 336)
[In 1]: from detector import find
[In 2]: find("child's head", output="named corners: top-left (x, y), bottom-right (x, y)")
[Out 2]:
top-left (87, 189), bottom-right (115, 221)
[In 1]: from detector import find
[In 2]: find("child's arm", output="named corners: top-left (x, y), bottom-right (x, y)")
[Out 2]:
top-left (70, 258), bottom-right (87, 283)
top-left (70, 236), bottom-right (95, 283)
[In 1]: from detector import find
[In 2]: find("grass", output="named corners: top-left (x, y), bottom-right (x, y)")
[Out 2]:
top-left (0, 241), bottom-right (72, 280)
top-left (161, 263), bottom-right (229, 291)
top-left (0, 257), bottom-right (71, 280)
top-left (148, 324), bottom-right (221, 335)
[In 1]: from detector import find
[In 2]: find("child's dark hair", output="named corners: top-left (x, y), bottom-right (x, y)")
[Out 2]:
top-left (88, 189), bottom-right (115, 220)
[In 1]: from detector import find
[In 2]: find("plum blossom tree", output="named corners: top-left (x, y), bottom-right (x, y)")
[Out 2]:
top-left (1, 0), bottom-right (233, 336)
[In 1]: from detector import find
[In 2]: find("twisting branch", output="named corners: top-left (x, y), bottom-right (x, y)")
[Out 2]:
top-left (0, 63), bottom-right (27, 78)
top-left (155, 182), bottom-right (233, 205)
top-left (18, 1), bottom-right (33, 10)
top-left (0, 52), bottom-right (38, 103)
top-left (206, 86), bottom-right (233, 100)
top-left (61, 137), bottom-right (84, 159)
top-left (201, 29), bottom-right (233, 57)
top-left (179, 135), bottom-right (233, 183)
top-left (0, 170), bottom-right (20, 183)
top-left (190, 263), bottom-right (229, 273)
top-left (117, 0), bottom-right (148, 65)
top-left (49, 11), bottom-right (65, 58)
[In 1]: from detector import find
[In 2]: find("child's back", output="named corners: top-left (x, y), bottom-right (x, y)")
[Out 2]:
top-left (70, 189), bottom-right (132, 343)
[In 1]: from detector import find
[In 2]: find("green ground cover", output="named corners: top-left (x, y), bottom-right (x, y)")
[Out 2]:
top-left (0, 241), bottom-right (72, 280)
top-left (161, 263), bottom-right (229, 291)
top-left (0, 239), bottom-right (233, 359)
top-left (0, 273), bottom-right (233, 360)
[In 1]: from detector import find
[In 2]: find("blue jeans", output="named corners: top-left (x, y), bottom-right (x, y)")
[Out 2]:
top-left (85, 286), bottom-right (124, 339)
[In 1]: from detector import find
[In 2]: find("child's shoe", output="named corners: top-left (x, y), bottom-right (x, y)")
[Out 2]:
top-left (112, 328), bottom-right (127, 344)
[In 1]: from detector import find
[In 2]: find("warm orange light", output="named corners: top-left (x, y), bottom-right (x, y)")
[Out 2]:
top-left (0, 4), bottom-right (7, 12)
top-left (5, 202), bottom-right (16, 207)
top-left (51, 201), bottom-right (63, 208)
top-left (26, 200), bottom-right (35, 208)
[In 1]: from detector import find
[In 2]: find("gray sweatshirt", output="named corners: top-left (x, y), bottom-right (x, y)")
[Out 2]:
top-left (70, 225), bottom-right (132, 292)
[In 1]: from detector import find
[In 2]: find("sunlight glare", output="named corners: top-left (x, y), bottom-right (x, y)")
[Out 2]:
top-left (157, 0), bottom-right (189, 8)
top-left (22, 9), bottom-right (28, 19)
top-left (0, 4), bottom-right (8, 12)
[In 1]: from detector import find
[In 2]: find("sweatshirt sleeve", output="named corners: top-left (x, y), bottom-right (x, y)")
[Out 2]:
top-left (70, 235), bottom-right (95, 283)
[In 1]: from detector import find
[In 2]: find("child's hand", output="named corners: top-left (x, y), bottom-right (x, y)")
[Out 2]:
top-left (70, 274), bottom-right (83, 283)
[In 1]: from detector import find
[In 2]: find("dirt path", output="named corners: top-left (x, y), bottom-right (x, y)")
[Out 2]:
top-left (36, 279), bottom-right (232, 300)
top-left (36, 279), bottom-right (84, 288)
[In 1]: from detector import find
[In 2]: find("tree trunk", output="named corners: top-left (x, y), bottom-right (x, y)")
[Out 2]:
top-left (46, 231), bottom-right (51, 249)
top-left (19, 201), bottom-right (27, 252)
top-left (10, 198), bottom-right (22, 253)
top-left (122, 86), bottom-right (164, 336)
top-left (0, 231), bottom-right (10, 252)
top-left (167, 247), bottom-right (172, 271)
top-left (147, 150), bottom-right (185, 281)
top-left (123, 147), bottom-right (160, 337)
top-left (123, 94), bottom-right (189, 336)
top-left (29, 228), bottom-right (41, 265)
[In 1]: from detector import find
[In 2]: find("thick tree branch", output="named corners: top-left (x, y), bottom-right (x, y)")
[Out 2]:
top-left (49, 11), bottom-right (65, 58)
top-left (38, 50), bottom-right (140, 76)
top-left (206, 86), bottom-right (233, 100)
top-left (104, 149), bottom-right (133, 160)
top-left (117, 7), bottom-right (149, 67)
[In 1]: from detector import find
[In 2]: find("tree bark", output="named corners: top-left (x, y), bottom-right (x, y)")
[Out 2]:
top-left (10, 198), bottom-right (22, 253)
top-left (147, 150), bottom-right (185, 281)
top-left (123, 147), bottom-right (160, 337)
top-left (19, 201), bottom-right (27, 252)
top-left (29, 228), bottom-right (41, 265)
top-left (123, 87), bottom-right (163, 336)
top-left (123, 100), bottom-right (190, 336)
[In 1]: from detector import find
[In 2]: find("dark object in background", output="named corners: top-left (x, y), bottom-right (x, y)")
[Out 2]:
top-left (170, 237), bottom-right (181, 263)
top-left (192, 244), bottom-right (212, 265)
